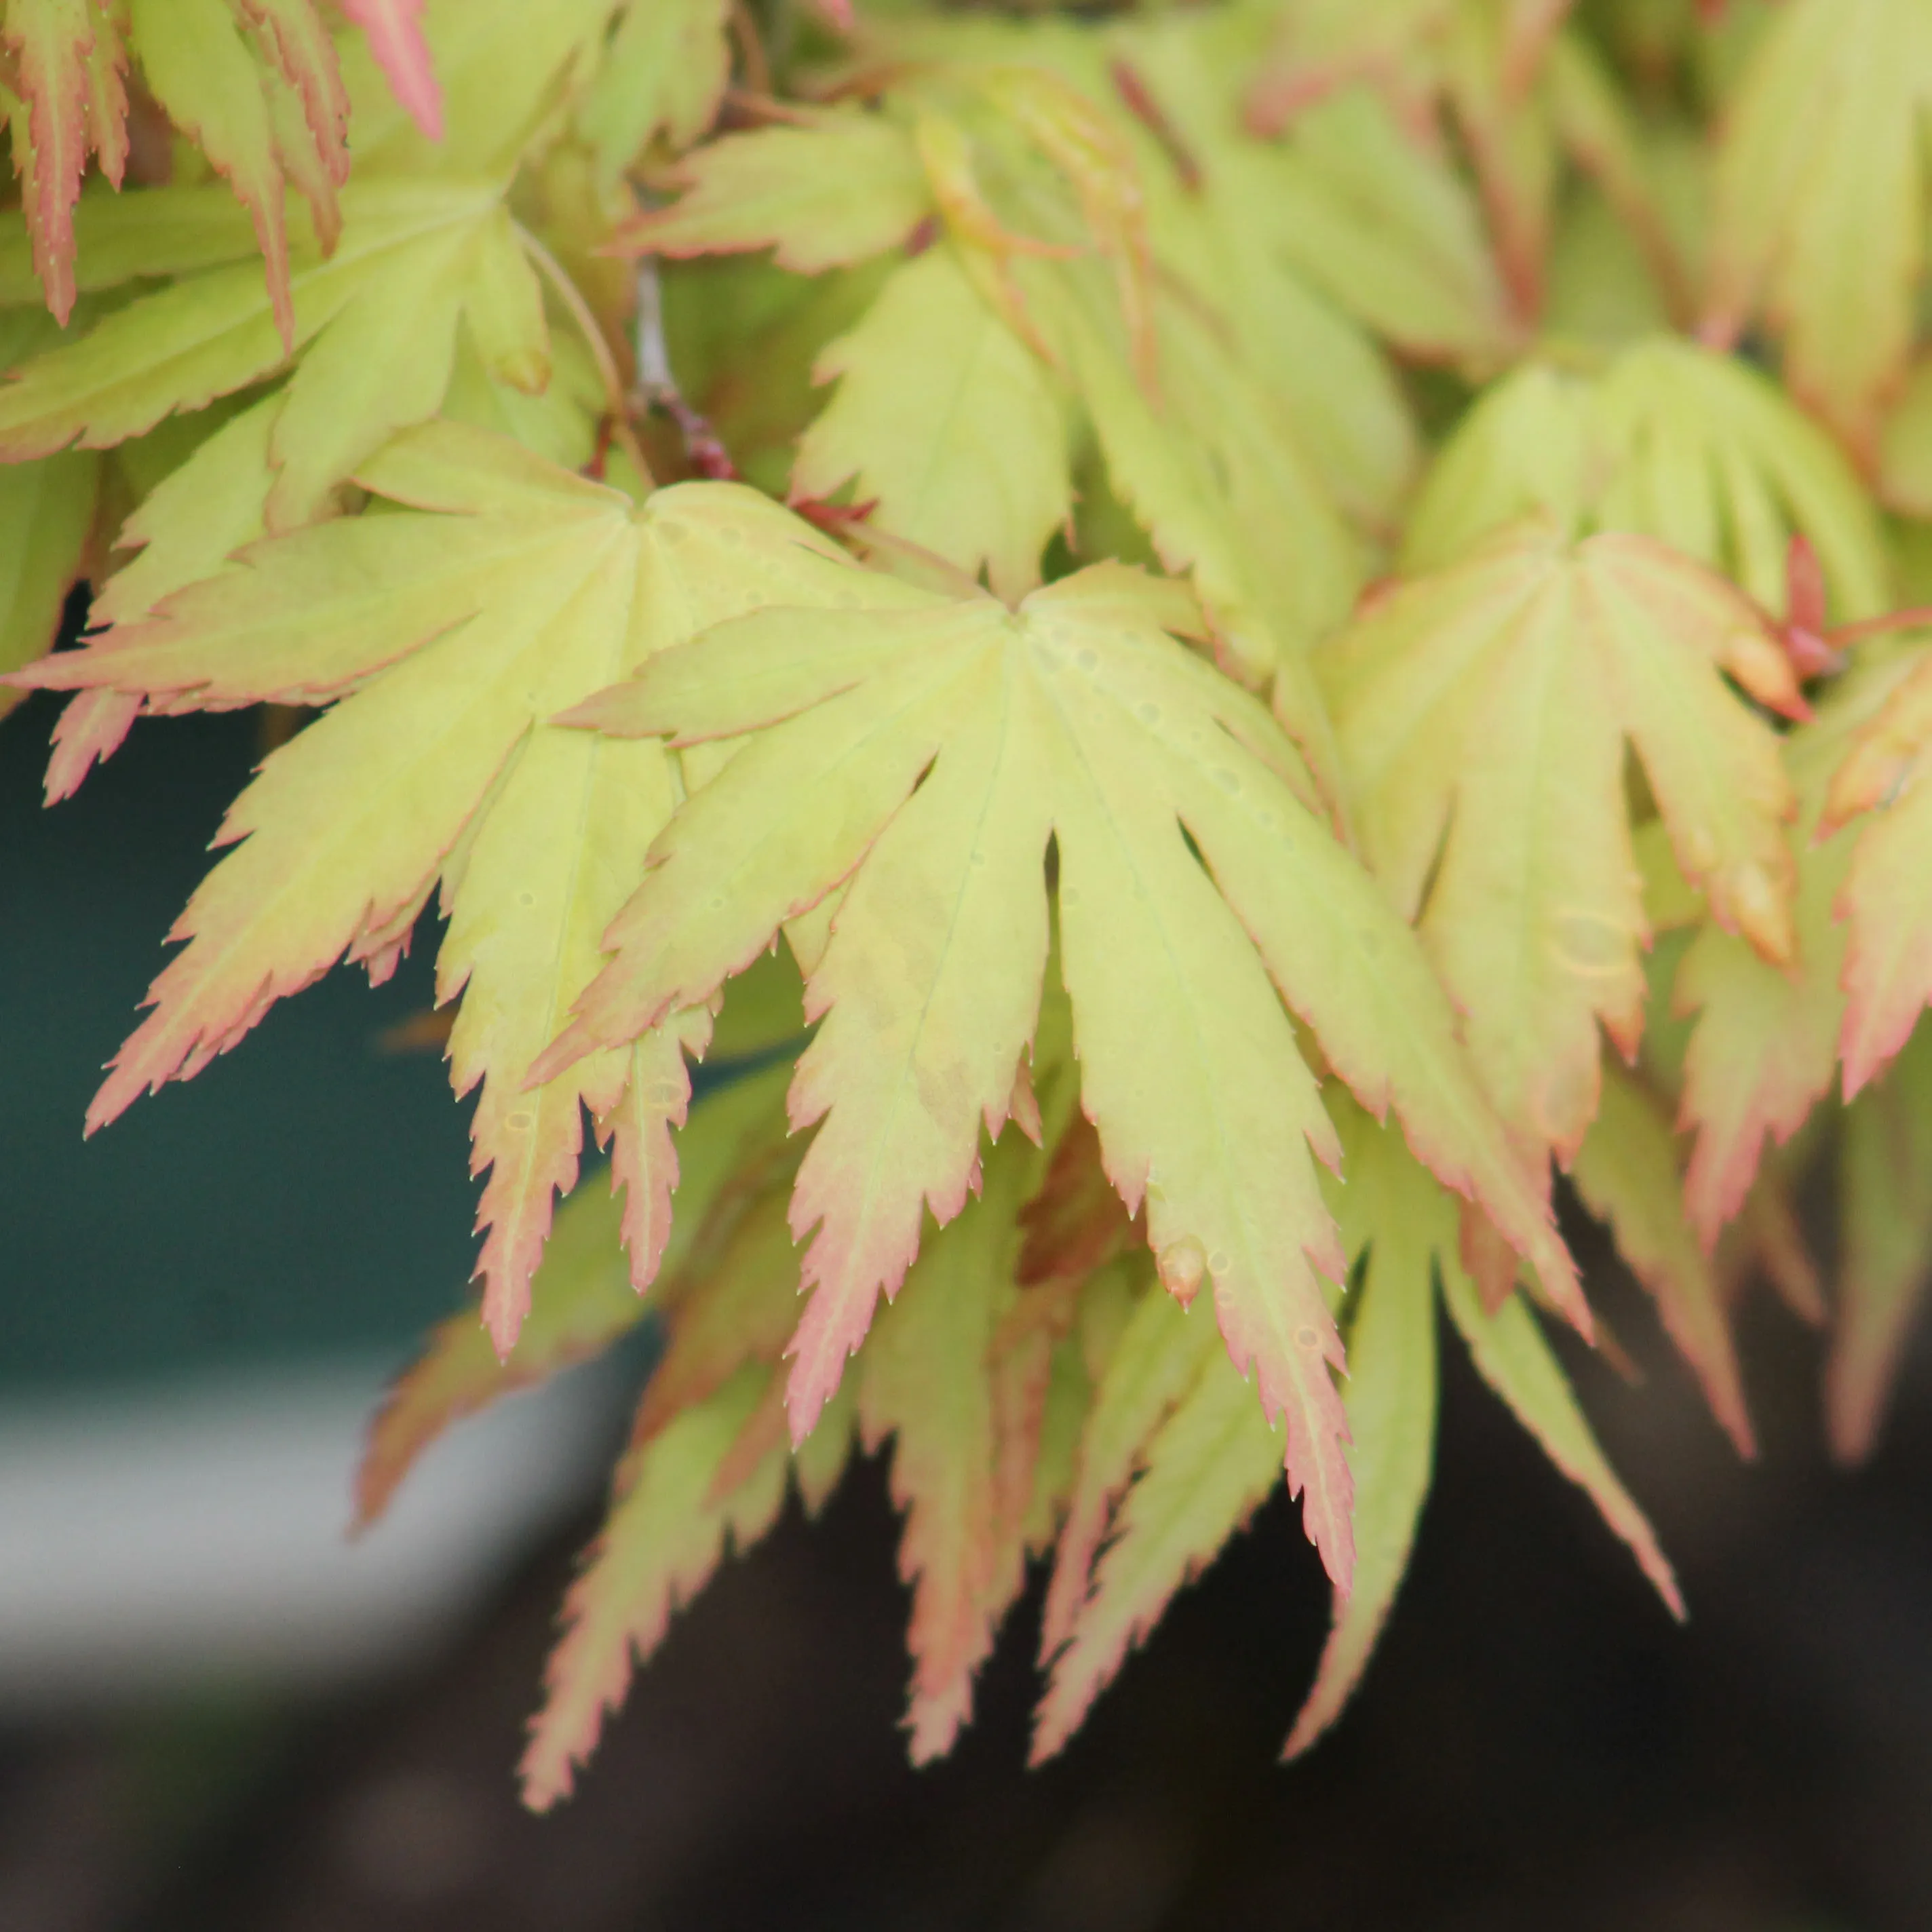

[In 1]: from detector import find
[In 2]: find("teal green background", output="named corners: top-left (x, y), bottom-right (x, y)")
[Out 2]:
top-left (1, 695), bottom-right (483, 1390)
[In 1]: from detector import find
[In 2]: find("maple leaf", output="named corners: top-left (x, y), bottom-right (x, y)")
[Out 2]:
top-left (541, 556), bottom-right (1582, 1593)
top-left (614, 111), bottom-right (934, 274)
top-left (2, 0), bottom-right (128, 324)
top-left (0, 176), bottom-right (555, 531)
top-left (355, 1056), bottom-right (795, 1529)
top-left (0, 301), bottom-right (102, 702)
top-left (1031, 1296), bottom-right (1283, 1764)
top-left (791, 241), bottom-right (1073, 604)
top-left (0, 441), bottom-right (95, 710)
top-left (520, 1361), bottom-right (792, 1813)
top-left (338, 0), bottom-right (440, 139)
top-left (1245, 42), bottom-right (1518, 367)
top-left (1828, 1020), bottom-right (1932, 1465)
top-left (1570, 1062), bottom-right (1754, 1456)
top-left (1283, 1093), bottom-right (1680, 1759)
top-left (862, 1136), bottom-right (1047, 1760)
top-left (1102, 14), bottom-right (1422, 532)
top-left (1815, 637), bottom-right (1932, 1096)
top-left (1704, 0), bottom-right (1932, 463)
top-left (1665, 663), bottom-right (1908, 1248)
top-left (1, 0), bottom-right (356, 334)
top-left (575, 0), bottom-right (729, 186)
top-left (1319, 514), bottom-right (1799, 1166)
top-left (1035, 1254), bottom-right (1221, 1674)
top-left (1403, 337), bottom-right (1893, 625)
top-left (9, 422), bottom-right (923, 1354)
top-left (623, 53), bottom-right (1368, 811)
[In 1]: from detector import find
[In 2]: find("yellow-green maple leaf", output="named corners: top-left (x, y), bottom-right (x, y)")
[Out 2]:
top-left (9, 421), bottom-right (923, 1354)
top-left (354, 1053), bottom-right (794, 1530)
top-left (1570, 1061), bottom-right (1754, 1456)
top-left (616, 112), bottom-right (935, 274)
top-left (1403, 336), bottom-right (1892, 623)
top-left (1319, 514), bottom-right (1798, 1164)
top-left (575, 0), bottom-right (730, 187)
top-left (1282, 1090), bottom-right (1680, 1760)
top-left (792, 242), bottom-right (1073, 604)
top-left (0, 175), bottom-right (551, 530)
top-left (1829, 1020), bottom-right (1932, 1465)
top-left (540, 557), bottom-right (1583, 1593)
top-left (1704, 0), bottom-right (1932, 463)
top-left (1665, 662), bottom-right (1908, 1248)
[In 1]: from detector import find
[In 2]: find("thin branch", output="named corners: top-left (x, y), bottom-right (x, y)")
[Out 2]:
top-left (730, 1), bottom-right (772, 99)
top-left (512, 220), bottom-right (655, 488)
top-left (631, 259), bottom-right (741, 481)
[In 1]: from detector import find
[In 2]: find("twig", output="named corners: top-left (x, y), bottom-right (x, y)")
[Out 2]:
top-left (512, 220), bottom-right (655, 488)
top-left (730, 1), bottom-right (772, 100)
top-left (631, 259), bottom-right (741, 480)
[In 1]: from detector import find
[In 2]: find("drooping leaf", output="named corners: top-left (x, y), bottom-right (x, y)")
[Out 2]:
top-left (1283, 1089), bottom-right (1680, 1758)
top-left (1283, 1098), bottom-right (1438, 1760)
top-left (860, 1134), bottom-right (1042, 1760)
top-left (1036, 1257), bottom-right (1216, 1665)
top-left (1442, 1260), bottom-right (1682, 1619)
top-left (1820, 637), bottom-right (1932, 1096)
top-left (1030, 1307), bottom-right (1283, 1763)
top-left (1570, 1061), bottom-right (1755, 1456)
top-left (545, 557), bottom-right (1583, 1593)
top-left (520, 1361), bottom-right (791, 1812)
top-left (3, 0), bottom-right (118, 324)
top-left (1828, 1020), bottom-right (1932, 1464)
top-left (353, 1055), bottom-right (795, 1530)
top-left (1319, 515), bottom-right (1798, 1165)
top-left (1668, 663), bottom-right (1907, 1247)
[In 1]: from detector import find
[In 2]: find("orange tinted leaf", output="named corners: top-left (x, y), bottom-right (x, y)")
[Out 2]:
top-left (339, 0), bottom-right (441, 138)
top-left (4, 0), bottom-right (98, 322)
top-left (355, 1057), bottom-right (794, 1528)
top-left (1032, 1332), bottom-right (1281, 1762)
top-left (520, 1363), bottom-right (789, 1811)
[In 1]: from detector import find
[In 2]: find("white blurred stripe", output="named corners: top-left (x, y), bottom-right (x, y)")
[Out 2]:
top-left (0, 1357), bottom-right (628, 1701)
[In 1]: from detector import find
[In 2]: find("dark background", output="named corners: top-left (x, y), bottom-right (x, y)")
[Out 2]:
top-left (5, 684), bottom-right (1931, 1931)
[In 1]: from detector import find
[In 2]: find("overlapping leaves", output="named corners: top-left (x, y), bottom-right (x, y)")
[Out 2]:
top-left (541, 536), bottom-right (1581, 1591)
top-left (1319, 514), bottom-right (1798, 1169)
top-left (12, 421), bottom-right (917, 1352)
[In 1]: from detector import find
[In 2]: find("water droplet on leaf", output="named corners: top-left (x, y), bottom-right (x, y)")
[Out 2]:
top-left (1159, 1235), bottom-right (1208, 1306)
top-left (1550, 908), bottom-right (1631, 978)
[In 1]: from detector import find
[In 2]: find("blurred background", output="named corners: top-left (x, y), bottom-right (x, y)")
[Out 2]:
top-left (5, 679), bottom-right (1932, 1932)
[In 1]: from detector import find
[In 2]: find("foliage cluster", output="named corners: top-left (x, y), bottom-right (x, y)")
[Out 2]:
top-left (7, 0), bottom-right (1932, 1803)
